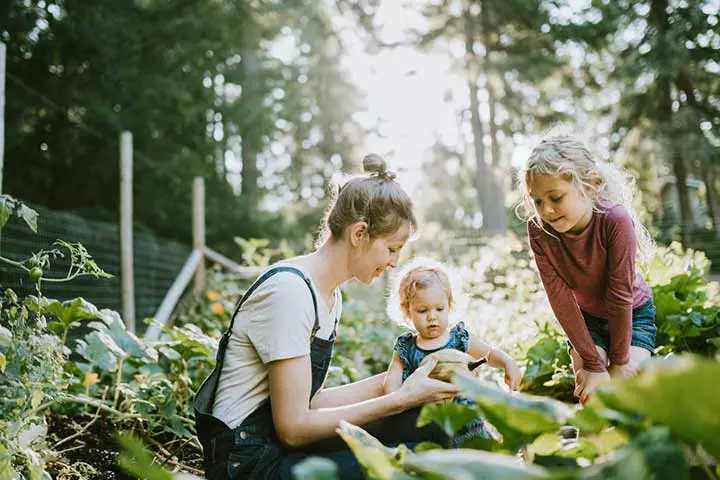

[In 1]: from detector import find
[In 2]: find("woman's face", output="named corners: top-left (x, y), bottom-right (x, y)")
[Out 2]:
top-left (352, 221), bottom-right (412, 284)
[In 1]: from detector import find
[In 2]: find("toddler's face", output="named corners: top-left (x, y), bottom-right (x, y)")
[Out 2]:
top-left (528, 174), bottom-right (593, 234)
top-left (407, 283), bottom-right (450, 340)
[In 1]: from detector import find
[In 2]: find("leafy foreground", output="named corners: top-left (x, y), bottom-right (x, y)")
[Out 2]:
top-left (291, 356), bottom-right (719, 480)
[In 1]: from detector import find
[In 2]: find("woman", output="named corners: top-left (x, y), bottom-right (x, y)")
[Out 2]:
top-left (194, 154), bottom-right (460, 479)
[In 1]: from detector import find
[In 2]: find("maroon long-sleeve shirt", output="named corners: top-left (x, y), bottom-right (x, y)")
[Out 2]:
top-left (527, 204), bottom-right (651, 372)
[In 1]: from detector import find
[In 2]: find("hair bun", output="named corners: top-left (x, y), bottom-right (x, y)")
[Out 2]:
top-left (363, 153), bottom-right (397, 180)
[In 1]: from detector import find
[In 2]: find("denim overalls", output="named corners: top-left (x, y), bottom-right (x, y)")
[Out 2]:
top-left (194, 267), bottom-right (336, 479)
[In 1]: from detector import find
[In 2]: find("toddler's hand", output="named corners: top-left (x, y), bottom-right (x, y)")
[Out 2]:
top-left (503, 359), bottom-right (523, 391)
top-left (574, 369), bottom-right (610, 404)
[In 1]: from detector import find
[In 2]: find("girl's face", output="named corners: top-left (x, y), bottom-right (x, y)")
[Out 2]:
top-left (528, 174), bottom-right (593, 234)
top-left (406, 282), bottom-right (450, 340)
top-left (351, 221), bottom-right (411, 284)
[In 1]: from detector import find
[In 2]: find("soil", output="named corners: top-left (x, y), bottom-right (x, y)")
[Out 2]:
top-left (46, 414), bottom-right (204, 479)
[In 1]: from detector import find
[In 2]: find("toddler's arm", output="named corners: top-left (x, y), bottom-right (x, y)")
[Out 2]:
top-left (468, 335), bottom-right (522, 390)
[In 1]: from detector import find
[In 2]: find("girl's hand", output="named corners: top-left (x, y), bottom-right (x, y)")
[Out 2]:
top-left (503, 359), bottom-right (523, 391)
top-left (608, 360), bottom-right (640, 378)
top-left (574, 369), bottom-right (610, 404)
top-left (397, 358), bottom-right (461, 408)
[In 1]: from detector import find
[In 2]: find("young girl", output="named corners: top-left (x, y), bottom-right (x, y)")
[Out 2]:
top-left (519, 135), bottom-right (657, 403)
top-left (383, 261), bottom-right (522, 444)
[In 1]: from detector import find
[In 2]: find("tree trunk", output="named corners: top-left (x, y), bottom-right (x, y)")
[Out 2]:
top-left (481, 7), bottom-right (501, 169)
top-left (672, 155), bottom-right (694, 242)
top-left (464, 5), bottom-right (506, 234)
top-left (701, 167), bottom-right (720, 241)
top-left (650, 0), bottom-right (693, 243)
top-left (240, 136), bottom-right (259, 208)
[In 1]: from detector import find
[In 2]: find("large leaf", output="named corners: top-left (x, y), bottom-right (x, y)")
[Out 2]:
top-left (0, 196), bottom-right (11, 229)
top-left (45, 297), bottom-right (99, 329)
top-left (578, 428), bottom-right (686, 480)
top-left (336, 421), bottom-right (415, 480)
top-left (117, 432), bottom-right (174, 480)
top-left (92, 309), bottom-right (148, 359)
top-left (74, 331), bottom-right (125, 371)
top-left (292, 457), bottom-right (339, 480)
top-left (16, 203), bottom-right (39, 232)
top-left (594, 355), bottom-right (720, 459)
top-left (454, 371), bottom-right (573, 451)
top-left (404, 449), bottom-right (558, 479)
top-left (416, 402), bottom-right (483, 438)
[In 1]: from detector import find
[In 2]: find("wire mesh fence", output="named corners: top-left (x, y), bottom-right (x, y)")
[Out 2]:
top-left (0, 202), bottom-right (191, 333)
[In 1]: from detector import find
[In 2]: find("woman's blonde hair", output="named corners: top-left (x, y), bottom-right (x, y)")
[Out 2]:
top-left (319, 154), bottom-right (417, 244)
top-left (517, 135), bottom-right (654, 261)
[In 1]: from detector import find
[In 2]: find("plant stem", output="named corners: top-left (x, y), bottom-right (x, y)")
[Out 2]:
top-left (0, 255), bottom-right (29, 271)
top-left (113, 358), bottom-right (124, 410)
top-left (52, 388), bottom-right (108, 449)
top-left (699, 454), bottom-right (719, 480)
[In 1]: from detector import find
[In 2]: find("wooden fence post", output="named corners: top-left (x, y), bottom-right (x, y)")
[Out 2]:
top-left (193, 176), bottom-right (206, 293)
top-left (120, 131), bottom-right (135, 332)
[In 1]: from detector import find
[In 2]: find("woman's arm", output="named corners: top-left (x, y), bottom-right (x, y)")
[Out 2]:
top-left (383, 351), bottom-right (404, 395)
top-left (269, 355), bottom-right (459, 448)
top-left (310, 372), bottom-right (386, 409)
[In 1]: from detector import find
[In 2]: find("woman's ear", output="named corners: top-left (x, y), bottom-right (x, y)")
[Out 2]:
top-left (347, 221), bottom-right (369, 247)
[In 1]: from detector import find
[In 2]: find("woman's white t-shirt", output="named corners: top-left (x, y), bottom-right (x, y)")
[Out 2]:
top-left (212, 263), bottom-right (341, 429)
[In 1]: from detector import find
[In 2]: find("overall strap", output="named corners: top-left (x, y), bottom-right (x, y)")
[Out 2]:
top-left (227, 266), bottom-right (320, 342)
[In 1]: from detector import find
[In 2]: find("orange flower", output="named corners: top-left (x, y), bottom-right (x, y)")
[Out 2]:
top-left (206, 290), bottom-right (220, 302)
top-left (211, 303), bottom-right (225, 315)
top-left (83, 372), bottom-right (99, 387)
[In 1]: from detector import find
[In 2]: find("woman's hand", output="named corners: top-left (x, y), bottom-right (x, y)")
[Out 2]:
top-left (397, 358), bottom-right (461, 408)
top-left (503, 358), bottom-right (523, 391)
top-left (574, 369), bottom-right (610, 403)
top-left (608, 360), bottom-right (640, 378)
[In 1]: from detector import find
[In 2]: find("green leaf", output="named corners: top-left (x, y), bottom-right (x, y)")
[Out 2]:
top-left (92, 309), bottom-right (147, 359)
top-left (454, 371), bottom-right (573, 451)
top-left (336, 421), bottom-right (414, 480)
top-left (75, 331), bottom-right (124, 371)
top-left (0, 325), bottom-right (12, 350)
top-left (158, 346), bottom-right (182, 361)
top-left (595, 355), bottom-right (720, 459)
top-left (0, 196), bottom-right (11, 229)
top-left (292, 457), bottom-right (339, 480)
top-left (417, 402), bottom-right (482, 437)
top-left (404, 449), bottom-right (557, 479)
top-left (117, 432), bottom-right (174, 480)
top-left (16, 203), bottom-right (39, 232)
top-left (45, 298), bottom-right (99, 328)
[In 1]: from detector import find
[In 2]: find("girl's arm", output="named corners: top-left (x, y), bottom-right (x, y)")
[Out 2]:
top-left (310, 373), bottom-right (386, 409)
top-left (604, 209), bottom-right (637, 366)
top-left (269, 355), bottom-right (460, 448)
top-left (467, 335), bottom-right (522, 390)
top-left (528, 227), bottom-right (606, 373)
top-left (383, 351), bottom-right (405, 394)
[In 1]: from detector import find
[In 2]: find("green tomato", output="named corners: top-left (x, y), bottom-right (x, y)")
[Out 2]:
top-left (29, 267), bottom-right (43, 281)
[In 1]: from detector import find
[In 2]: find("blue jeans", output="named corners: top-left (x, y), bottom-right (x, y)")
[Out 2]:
top-left (568, 298), bottom-right (657, 356)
